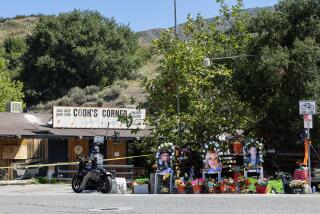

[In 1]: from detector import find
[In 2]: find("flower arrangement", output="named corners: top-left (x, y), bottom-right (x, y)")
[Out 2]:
top-left (175, 179), bottom-right (185, 187)
top-left (190, 178), bottom-right (205, 194)
top-left (289, 180), bottom-right (306, 189)
top-left (133, 178), bottom-right (149, 186)
top-left (256, 179), bottom-right (268, 186)
top-left (232, 166), bottom-right (242, 181)
top-left (233, 140), bottom-right (243, 154)
top-left (205, 178), bottom-right (219, 193)
top-left (175, 179), bottom-right (186, 194)
top-left (220, 178), bottom-right (236, 193)
top-left (236, 177), bottom-right (250, 193)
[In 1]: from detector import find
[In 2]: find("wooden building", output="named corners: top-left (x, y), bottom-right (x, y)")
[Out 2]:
top-left (0, 110), bottom-right (150, 180)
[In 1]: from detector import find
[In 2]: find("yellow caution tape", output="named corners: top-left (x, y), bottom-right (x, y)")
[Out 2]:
top-left (0, 154), bottom-right (153, 169)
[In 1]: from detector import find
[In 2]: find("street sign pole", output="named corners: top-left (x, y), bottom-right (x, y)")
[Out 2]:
top-left (307, 127), bottom-right (311, 188)
top-left (300, 101), bottom-right (316, 189)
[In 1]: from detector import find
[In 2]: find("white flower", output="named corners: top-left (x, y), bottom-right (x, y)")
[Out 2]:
top-left (205, 144), bottom-right (208, 149)
top-left (203, 150), bottom-right (206, 153)
top-left (251, 139), bottom-right (254, 143)
top-left (219, 152), bottom-right (223, 155)
top-left (158, 146), bottom-right (161, 149)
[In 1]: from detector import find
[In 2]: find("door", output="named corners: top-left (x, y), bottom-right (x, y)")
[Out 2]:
top-left (106, 139), bottom-right (127, 165)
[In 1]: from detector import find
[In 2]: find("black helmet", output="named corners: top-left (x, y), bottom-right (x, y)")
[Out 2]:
top-left (90, 143), bottom-right (100, 154)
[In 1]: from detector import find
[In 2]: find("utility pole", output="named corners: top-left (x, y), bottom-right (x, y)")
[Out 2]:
top-left (174, 0), bottom-right (180, 144)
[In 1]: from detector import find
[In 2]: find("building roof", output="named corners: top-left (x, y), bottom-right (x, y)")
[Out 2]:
top-left (0, 112), bottom-right (150, 139)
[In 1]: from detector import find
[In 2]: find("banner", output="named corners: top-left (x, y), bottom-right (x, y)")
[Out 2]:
top-left (53, 106), bottom-right (146, 129)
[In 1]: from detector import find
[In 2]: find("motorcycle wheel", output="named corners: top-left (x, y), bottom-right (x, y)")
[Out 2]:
top-left (72, 176), bottom-right (83, 193)
top-left (100, 176), bottom-right (112, 193)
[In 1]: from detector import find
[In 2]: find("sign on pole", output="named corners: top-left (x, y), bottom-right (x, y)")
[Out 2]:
top-left (303, 115), bottom-right (313, 129)
top-left (299, 100), bottom-right (317, 115)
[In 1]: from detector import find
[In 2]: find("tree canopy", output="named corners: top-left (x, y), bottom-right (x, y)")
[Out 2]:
top-left (21, 10), bottom-right (141, 106)
top-left (0, 50), bottom-right (24, 111)
top-left (233, 0), bottom-right (320, 146)
top-left (142, 0), bottom-right (256, 153)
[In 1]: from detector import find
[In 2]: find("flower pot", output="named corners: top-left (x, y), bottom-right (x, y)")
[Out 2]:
top-left (293, 169), bottom-right (308, 181)
top-left (220, 185), bottom-right (226, 193)
top-left (133, 184), bottom-right (149, 194)
top-left (177, 186), bottom-right (185, 194)
top-left (233, 173), bottom-right (241, 181)
top-left (207, 186), bottom-right (216, 193)
top-left (233, 142), bottom-right (243, 154)
top-left (255, 185), bottom-right (267, 194)
top-left (192, 185), bottom-right (201, 194)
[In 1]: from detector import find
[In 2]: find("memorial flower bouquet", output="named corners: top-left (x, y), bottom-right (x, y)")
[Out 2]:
top-left (175, 179), bottom-right (186, 194)
top-left (190, 178), bottom-right (205, 194)
top-left (206, 179), bottom-right (219, 193)
top-left (132, 178), bottom-right (149, 186)
top-left (220, 178), bottom-right (236, 193)
top-left (236, 176), bottom-right (250, 193)
top-left (289, 180), bottom-right (306, 189)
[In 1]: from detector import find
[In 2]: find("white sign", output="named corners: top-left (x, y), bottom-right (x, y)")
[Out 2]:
top-left (53, 106), bottom-right (146, 129)
top-left (94, 136), bottom-right (105, 143)
top-left (299, 100), bottom-right (317, 115)
top-left (304, 114), bottom-right (313, 129)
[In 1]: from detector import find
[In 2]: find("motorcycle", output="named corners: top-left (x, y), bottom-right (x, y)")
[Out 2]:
top-left (72, 156), bottom-right (113, 193)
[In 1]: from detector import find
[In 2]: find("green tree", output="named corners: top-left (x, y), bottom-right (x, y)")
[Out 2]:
top-left (21, 10), bottom-right (141, 106)
top-left (3, 36), bottom-right (27, 78)
top-left (0, 51), bottom-right (24, 112)
top-left (233, 0), bottom-right (320, 146)
top-left (142, 0), bottom-right (256, 153)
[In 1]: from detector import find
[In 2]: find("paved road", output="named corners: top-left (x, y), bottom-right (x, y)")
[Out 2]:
top-left (0, 184), bottom-right (320, 214)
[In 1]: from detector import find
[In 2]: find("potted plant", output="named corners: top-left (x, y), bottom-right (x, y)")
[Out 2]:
top-left (133, 178), bottom-right (149, 194)
top-left (220, 178), bottom-right (236, 193)
top-left (255, 179), bottom-right (268, 194)
top-left (232, 166), bottom-right (242, 181)
top-left (191, 179), bottom-right (203, 194)
top-left (289, 180), bottom-right (306, 194)
top-left (175, 179), bottom-right (186, 194)
top-left (236, 176), bottom-right (250, 193)
top-left (206, 179), bottom-right (218, 193)
top-left (233, 140), bottom-right (243, 154)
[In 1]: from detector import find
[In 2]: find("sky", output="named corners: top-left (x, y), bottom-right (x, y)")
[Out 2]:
top-left (0, 0), bottom-right (279, 32)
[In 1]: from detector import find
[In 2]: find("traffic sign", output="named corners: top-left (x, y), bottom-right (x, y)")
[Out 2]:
top-left (303, 114), bottom-right (313, 129)
top-left (299, 100), bottom-right (317, 115)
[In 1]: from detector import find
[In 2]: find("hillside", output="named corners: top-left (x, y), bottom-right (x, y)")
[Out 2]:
top-left (137, 6), bottom-right (275, 44)
top-left (0, 6), bottom-right (273, 112)
top-left (0, 16), bottom-right (39, 44)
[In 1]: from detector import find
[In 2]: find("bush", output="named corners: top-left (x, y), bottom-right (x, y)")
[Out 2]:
top-left (36, 176), bottom-right (59, 184)
top-left (127, 70), bottom-right (143, 80)
top-left (68, 87), bottom-right (86, 104)
top-left (101, 85), bottom-right (121, 101)
top-left (84, 85), bottom-right (100, 95)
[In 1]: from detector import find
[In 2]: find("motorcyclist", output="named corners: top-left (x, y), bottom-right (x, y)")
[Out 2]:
top-left (79, 141), bottom-right (104, 191)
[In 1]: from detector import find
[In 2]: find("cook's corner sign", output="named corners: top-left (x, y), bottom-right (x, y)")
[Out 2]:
top-left (53, 106), bottom-right (146, 129)
top-left (299, 100), bottom-right (317, 115)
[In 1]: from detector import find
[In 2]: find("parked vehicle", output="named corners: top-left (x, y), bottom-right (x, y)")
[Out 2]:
top-left (72, 156), bottom-right (113, 193)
